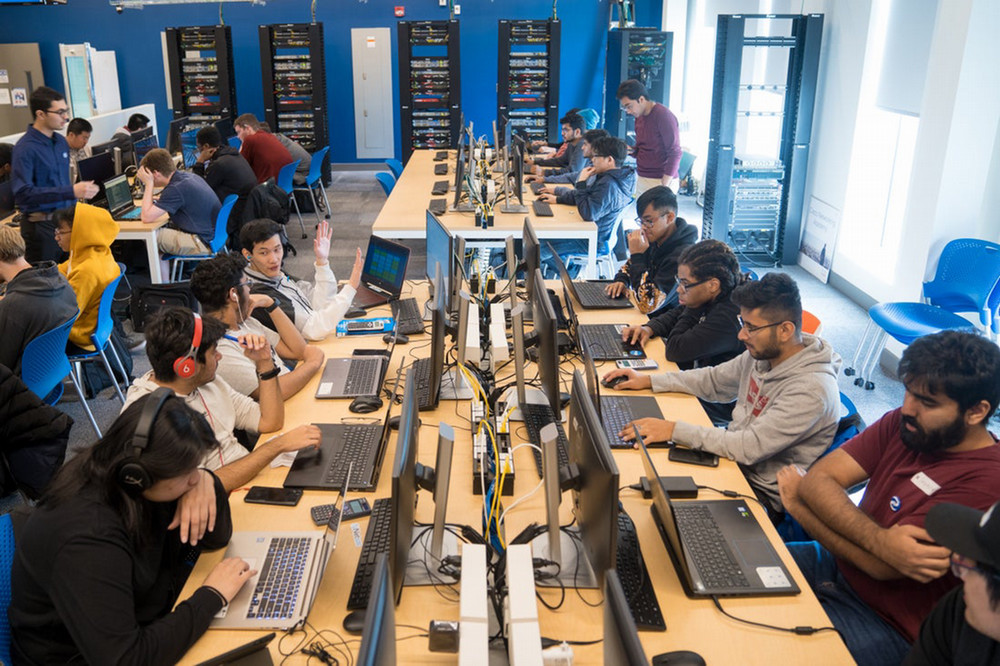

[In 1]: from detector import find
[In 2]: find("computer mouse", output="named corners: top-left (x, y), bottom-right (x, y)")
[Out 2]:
top-left (559, 392), bottom-right (571, 410)
top-left (383, 332), bottom-right (409, 344)
top-left (388, 415), bottom-right (401, 430)
top-left (652, 650), bottom-right (706, 666)
top-left (344, 305), bottom-right (367, 319)
top-left (602, 375), bottom-right (628, 389)
top-left (342, 609), bottom-right (366, 635)
top-left (349, 395), bottom-right (383, 414)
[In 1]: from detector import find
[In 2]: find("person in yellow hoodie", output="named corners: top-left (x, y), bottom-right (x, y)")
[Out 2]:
top-left (53, 203), bottom-right (120, 351)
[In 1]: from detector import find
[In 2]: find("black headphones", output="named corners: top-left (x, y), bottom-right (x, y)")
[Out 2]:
top-left (117, 387), bottom-right (174, 491)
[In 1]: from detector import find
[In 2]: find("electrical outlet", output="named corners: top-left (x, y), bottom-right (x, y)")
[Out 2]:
top-left (438, 0), bottom-right (447, 5)
top-left (454, 3), bottom-right (461, 13)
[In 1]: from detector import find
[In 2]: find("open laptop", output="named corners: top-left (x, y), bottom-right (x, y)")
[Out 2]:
top-left (352, 235), bottom-right (411, 309)
top-left (315, 355), bottom-right (387, 399)
top-left (580, 344), bottom-right (663, 449)
top-left (103, 174), bottom-right (143, 220)
top-left (547, 241), bottom-right (633, 310)
top-left (636, 435), bottom-right (800, 598)
top-left (558, 274), bottom-right (645, 362)
top-left (212, 469), bottom-right (349, 629)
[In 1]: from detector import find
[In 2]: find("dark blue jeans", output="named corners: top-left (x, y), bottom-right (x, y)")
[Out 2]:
top-left (539, 238), bottom-right (588, 279)
top-left (787, 541), bottom-right (910, 666)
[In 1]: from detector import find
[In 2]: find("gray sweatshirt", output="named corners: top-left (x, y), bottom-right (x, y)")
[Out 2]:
top-left (651, 334), bottom-right (842, 512)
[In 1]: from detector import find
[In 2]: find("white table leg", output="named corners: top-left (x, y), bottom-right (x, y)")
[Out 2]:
top-left (146, 229), bottom-right (163, 283)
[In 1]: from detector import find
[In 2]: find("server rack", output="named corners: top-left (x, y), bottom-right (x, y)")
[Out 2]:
top-left (604, 28), bottom-right (673, 139)
top-left (498, 19), bottom-right (560, 144)
top-left (397, 20), bottom-right (461, 163)
top-left (259, 23), bottom-right (330, 184)
top-left (165, 25), bottom-right (237, 125)
top-left (702, 13), bottom-right (823, 265)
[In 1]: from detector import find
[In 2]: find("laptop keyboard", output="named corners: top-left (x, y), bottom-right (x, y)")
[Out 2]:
top-left (411, 357), bottom-right (436, 410)
top-left (323, 426), bottom-right (381, 488)
top-left (532, 199), bottom-right (554, 217)
top-left (673, 504), bottom-right (750, 590)
top-left (347, 497), bottom-right (392, 610)
top-left (391, 297), bottom-right (426, 335)
top-left (601, 396), bottom-right (640, 449)
top-left (617, 509), bottom-right (666, 631)
top-left (247, 537), bottom-right (313, 620)
top-left (574, 281), bottom-right (630, 308)
top-left (344, 358), bottom-right (381, 396)
top-left (581, 324), bottom-right (643, 360)
top-left (520, 403), bottom-right (569, 477)
top-left (117, 207), bottom-right (142, 220)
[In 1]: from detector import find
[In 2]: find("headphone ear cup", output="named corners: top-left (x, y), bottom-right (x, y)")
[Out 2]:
top-left (117, 460), bottom-right (152, 491)
top-left (173, 356), bottom-right (197, 379)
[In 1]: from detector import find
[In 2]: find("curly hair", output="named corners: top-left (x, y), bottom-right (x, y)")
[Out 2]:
top-left (898, 330), bottom-right (1000, 419)
top-left (144, 307), bottom-right (226, 382)
top-left (190, 252), bottom-right (247, 312)
top-left (678, 239), bottom-right (747, 301)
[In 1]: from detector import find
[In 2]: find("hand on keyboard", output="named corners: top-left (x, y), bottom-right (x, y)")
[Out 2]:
top-left (203, 557), bottom-right (258, 604)
top-left (537, 192), bottom-right (557, 204)
top-left (619, 417), bottom-right (675, 448)
top-left (267, 424), bottom-right (323, 455)
top-left (605, 281), bottom-right (629, 298)
top-left (601, 368), bottom-right (651, 391)
top-left (621, 325), bottom-right (653, 347)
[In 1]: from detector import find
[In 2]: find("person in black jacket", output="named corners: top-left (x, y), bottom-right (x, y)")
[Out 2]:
top-left (621, 239), bottom-right (747, 424)
top-left (192, 125), bottom-right (257, 207)
top-left (9, 392), bottom-right (255, 666)
top-left (606, 185), bottom-right (698, 309)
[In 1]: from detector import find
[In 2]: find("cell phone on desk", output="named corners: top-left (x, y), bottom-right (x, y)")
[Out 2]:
top-left (668, 447), bottom-right (719, 467)
top-left (244, 486), bottom-right (303, 506)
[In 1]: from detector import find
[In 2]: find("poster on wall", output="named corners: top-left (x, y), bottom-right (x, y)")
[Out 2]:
top-left (798, 196), bottom-right (841, 284)
top-left (11, 88), bottom-right (27, 108)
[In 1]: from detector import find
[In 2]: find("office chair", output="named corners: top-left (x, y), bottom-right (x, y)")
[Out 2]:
top-left (292, 146), bottom-right (332, 227)
top-left (67, 271), bottom-right (130, 404)
top-left (375, 172), bottom-right (395, 197)
top-left (385, 158), bottom-right (404, 180)
top-left (276, 160), bottom-right (306, 239)
top-left (162, 194), bottom-right (238, 282)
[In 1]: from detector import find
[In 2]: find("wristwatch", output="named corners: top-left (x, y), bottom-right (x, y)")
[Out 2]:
top-left (265, 297), bottom-right (282, 313)
top-left (258, 365), bottom-right (281, 381)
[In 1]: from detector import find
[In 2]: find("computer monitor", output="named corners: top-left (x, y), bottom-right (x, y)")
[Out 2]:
top-left (523, 217), bottom-right (541, 301)
top-left (130, 125), bottom-right (154, 143)
top-left (179, 128), bottom-right (200, 169)
top-left (451, 129), bottom-right (467, 210)
top-left (504, 235), bottom-right (518, 305)
top-left (530, 268), bottom-right (561, 414)
top-left (426, 210), bottom-right (453, 303)
top-left (389, 372), bottom-right (420, 602)
top-left (77, 151), bottom-right (116, 197)
top-left (90, 135), bottom-right (132, 174)
top-left (357, 553), bottom-right (397, 666)
top-left (133, 134), bottom-right (159, 166)
top-left (421, 262), bottom-right (447, 412)
top-left (215, 116), bottom-right (236, 142)
top-left (166, 116), bottom-right (189, 155)
top-left (604, 570), bottom-right (650, 665)
top-left (509, 134), bottom-right (525, 206)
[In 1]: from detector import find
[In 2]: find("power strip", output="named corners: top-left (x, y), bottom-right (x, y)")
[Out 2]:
top-left (471, 400), bottom-right (514, 496)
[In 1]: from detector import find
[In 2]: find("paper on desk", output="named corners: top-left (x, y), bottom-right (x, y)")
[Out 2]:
top-left (270, 451), bottom-right (298, 468)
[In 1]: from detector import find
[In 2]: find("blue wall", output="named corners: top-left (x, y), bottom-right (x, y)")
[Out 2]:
top-left (0, 0), bottom-right (661, 163)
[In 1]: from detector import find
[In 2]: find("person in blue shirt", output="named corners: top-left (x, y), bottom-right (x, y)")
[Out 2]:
top-left (11, 87), bottom-right (98, 263)
top-left (137, 148), bottom-right (221, 257)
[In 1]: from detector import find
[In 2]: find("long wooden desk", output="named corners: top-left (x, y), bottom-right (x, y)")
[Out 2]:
top-left (177, 281), bottom-right (852, 665)
top-left (117, 216), bottom-right (170, 283)
top-left (372, 151), bottom-right (600, 278)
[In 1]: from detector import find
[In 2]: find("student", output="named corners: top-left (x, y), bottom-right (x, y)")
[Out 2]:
top-left (9, 392), bottom-right (253, 665)
top-left (138, 148), bottom-right (221, 257)
top-left (527, 129), bottom-right (608, 187)
top-left (616, 79), bottom-right (682, 195)
top-left (607, 272), bottom-right (841, 513)
top-left (113, 112), bottom-right (150, 139)
top-left (538, 135), bottom-right (636, 278)
top-left (66, 117), bottom-right (92, 183)
top-left (190, 252), bottom-right (325, 399)
top-left (606, 185), bottom-right (697, 306)
top-left (123, 307), bottom-right (321, 492)
top-left (234, 114), bottom-right (294, 184)
top-left (526, 112), bottom-right (587, 176)
top-left (241, 219), bottom-right (362, 341)
top-left (777, 330), bottom-right (1000, 666)
top-left (192, 125), bottom-right (257, 204)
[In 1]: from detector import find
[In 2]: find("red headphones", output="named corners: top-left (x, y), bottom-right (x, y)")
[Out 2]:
top-left (173, 312), bottom-right (203, 379)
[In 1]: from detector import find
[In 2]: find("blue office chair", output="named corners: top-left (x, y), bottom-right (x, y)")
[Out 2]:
top-left (385, 158), bottom-right (404, 180)
top-left (227, 135), bottom-right (241, 149)
top-left (375, 172), bottom-right (395, 197)
top-left (162, 194), bottom-right (238, 282)
top-left (276, 160), bottom-right (306, 239)
top-left (678, 150), bottom-right (697, 195)
top-left (67, 271), bottom-right (130, 404)
top-left (292, 146), bottom-right (332, 227)
top-left (0, 513), bottom-right (15, 666)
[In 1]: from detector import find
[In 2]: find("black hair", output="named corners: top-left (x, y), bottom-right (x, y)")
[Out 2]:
top-left (591, 136), bottom-right (627, 166)
top-left (898, 330), bottom-right (1000, 420)
top-left (730, 272), bottom-right (803, 333)
top-left (0, 143), bottom-right (12, 168)
top-left (616, 79), bottom-right (648, 102)
top-left (678, 240), bottom-right (747, 301)
top-left (42, 393), bottom-right (218, 546)
top-left (239, 219), bottom-right (284, 253)
top-left (52, 206), bottom-right (75, 230)
top-left (636, 185), bottom-right (677, 217)
top-left (583, 129), bottom-right (609, 145)
top-left (29, 86), bottom-right (64, 118)
top-left (127, 113), bottom-right (150, 132)
top-left (979, 561), bottom-right (1000, 610)
top-left (190, 252), bottom-right (247, 313)
top-left (559, 112), bottom-right (586, 133)
top-left (196, 126), bottom-right (222, 149)
top-left (144, 306), bottom-right (226, 382)
top-left (67, 118), bottom-right (92, 135)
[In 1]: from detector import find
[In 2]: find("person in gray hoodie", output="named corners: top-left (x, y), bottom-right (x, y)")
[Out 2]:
top-left (605, 272), bottom-right (842, 513)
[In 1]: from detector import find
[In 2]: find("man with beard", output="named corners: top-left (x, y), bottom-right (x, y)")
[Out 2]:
top-left (605, 272), bottom-right (841, 514)
top-left (776, 330), bottom-right (1000, 666)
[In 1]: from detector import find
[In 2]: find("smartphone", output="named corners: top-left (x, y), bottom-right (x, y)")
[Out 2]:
top-left (668, 447), bottom-right (720, 467)
top-left (616, 358), bottom-right (659, 370)
top-left (244, 486), bottom-right (303, 506)
top-left (311, 498), bottom-right (372, 525)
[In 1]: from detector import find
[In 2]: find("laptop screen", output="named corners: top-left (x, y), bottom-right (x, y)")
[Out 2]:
top-left (362, 236), bottom-right (410, 297)
top-left (180, 128), bottom-right (200, 169)
top-left (636, 436), bottom-right (686, 562)
top-left (103, 174), bottom-right (133, 215)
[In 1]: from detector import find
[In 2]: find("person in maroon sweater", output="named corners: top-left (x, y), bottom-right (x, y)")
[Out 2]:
top-left (777, 330), bottom-right (1000, 666)
top-left (616, 79), bottom-right (682, 196)
top-left (234, 113), bottom-right (293, 184)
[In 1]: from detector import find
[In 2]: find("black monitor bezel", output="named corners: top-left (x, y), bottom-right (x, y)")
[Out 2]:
top-left (530, 268), bottom-right (561, 414)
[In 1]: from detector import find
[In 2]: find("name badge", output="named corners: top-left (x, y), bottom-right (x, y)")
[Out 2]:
top-left (910, 471), bottom-right (941, 496)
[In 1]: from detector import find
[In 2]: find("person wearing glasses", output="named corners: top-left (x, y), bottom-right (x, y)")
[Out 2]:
top-left (616, 79), bottom-right (682, 196)
top-left (775, 330), bottom-right (1000, 666)
top-left (606, 272), bottom-right (841, 516)
top-left (605, 185), bottom-right (697, 307)
top-left (906, 500), bottom-right (1000, 665)
top-left (11, 87), bottom-right (99, 263)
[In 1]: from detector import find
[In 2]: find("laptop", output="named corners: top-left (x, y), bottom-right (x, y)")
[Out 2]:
top-left (635, 435), bottom-right (800, 598)
top-left (352, 235), bottom-right (411, 309)
top-left (315, 355), bottom-right (387, 399)
top-left (103, 174), bottom-right (143, 220)
top-left (548, 241), bottom-right (633, 310)
top-left (211, 469), bottom-right (349, 629)
top-left (580, 344), bottom-right (663, 449)
top-left (558, 274), bottom-right (645, 362)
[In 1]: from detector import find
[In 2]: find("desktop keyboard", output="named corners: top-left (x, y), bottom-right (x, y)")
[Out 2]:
top-left (601, 396), bottom-right (641, 449)
top-left (434, 151), bottom-right (448, 161)
top-left (323, 426), bottom-right (381, 488)
top-left (247, 537), bottom-right (312, 620)
top-left (391, 297), bottom-right (426, 335)
top-left (617, 510), bottom-right (666, 631)
top-left (673, 504), bottom-right (750, 590)
top-left (574, 281), bottom-right (632, 309)
top-left (432, 180), bottom-right (449, 195)
top-left (529, 181), bottom-right (544, 195)
top-left (410, 357), bottom-right (436, 410)
top-left (532, 199), bottom-right (554, 217)
top-left (343, 358), bottom-right (382, 396)
top-left (347, 498), bottom-right (393, 610)
top-left (434, 164), bottom-right (448, 175)
top-left (520, 403), bottom-right (569, 477)
top-left (429, 199), bottom-right (447, 215)
top-left (580, 324), bottom-right (644, 360)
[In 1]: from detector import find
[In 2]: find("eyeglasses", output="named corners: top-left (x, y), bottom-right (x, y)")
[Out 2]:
top-left (951, 553), bottom-right (1000, 580)
top-left (737, 316), bottom-right (786, 334)
top-left (45, 108), bottom-right (70, 118)
top-left (675, 277), bottom-right (709, 291)
top-left (53, 228), bottom-right (71, 238)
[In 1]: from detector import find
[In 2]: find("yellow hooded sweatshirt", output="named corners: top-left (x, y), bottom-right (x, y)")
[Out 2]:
top-left (58, 203), bottom-right (121, 349)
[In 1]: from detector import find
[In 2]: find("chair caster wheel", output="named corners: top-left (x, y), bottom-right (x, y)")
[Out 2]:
top-left (864, 381), bottom-right (875, 390)
top-left (854, 378), bottom-right (864, 387)
top-left (844, 368), bottom-right (855, 376)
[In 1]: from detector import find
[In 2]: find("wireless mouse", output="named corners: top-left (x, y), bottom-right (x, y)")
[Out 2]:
top-left (602, 375), bottom-right (628, 389)
top-left (342, 609), bottom-right (366, 635)
top-left (349, 395), bottom-right (383, 414)
top-left (652, 651), bottom-right (706, 666)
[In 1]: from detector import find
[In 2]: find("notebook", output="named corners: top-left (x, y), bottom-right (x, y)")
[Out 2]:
top-left (557, 275), bottom-right (645, 362)
top-left (352, 235), bottom-right (411, 309)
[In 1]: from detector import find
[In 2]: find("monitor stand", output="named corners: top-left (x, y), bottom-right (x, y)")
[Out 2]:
top-left (439, 368), bottom-right (475, 400)
top-left (529, 527), bottom-right (598, 588)
top-left (404, 526), bottom-right (462, 586)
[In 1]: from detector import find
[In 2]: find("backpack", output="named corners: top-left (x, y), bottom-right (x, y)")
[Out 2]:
top-left (131, 281), bottom-right (198, 332)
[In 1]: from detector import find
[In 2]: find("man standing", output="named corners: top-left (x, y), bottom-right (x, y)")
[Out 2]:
top-left (138, 148), bottom-right (221, 257)
top-left (234, 114), bottom-right (293, 184)
top-left (616, 79), bottom-right (682, 196)
top-left (777, 330), bottom-right (1000, 666)
top-left (66, 118), bottom-right (92, 183)
top-left (11, 87), bottom-right (98, 262)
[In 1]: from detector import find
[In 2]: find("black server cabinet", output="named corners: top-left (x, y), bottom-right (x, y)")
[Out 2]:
top-left (259, 23), bottom-right (330, 185)
top-left (604, 28), bottom-right (673, 139)
top-left (397, 20), bottom-right (461, 163)
top-left (165, 25), bottom-right (237, 125)
top-left (498, 19), bottom-right (561, 144)
top-left (702, 14), bottom-right (823, 265)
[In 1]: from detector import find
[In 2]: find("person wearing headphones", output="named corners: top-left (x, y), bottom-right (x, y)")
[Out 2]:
top-left (10, 391), bottom-right (255, 665)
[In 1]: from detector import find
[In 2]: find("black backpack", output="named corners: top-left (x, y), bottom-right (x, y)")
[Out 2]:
top-left (131, 281), bottom-right (198, 332)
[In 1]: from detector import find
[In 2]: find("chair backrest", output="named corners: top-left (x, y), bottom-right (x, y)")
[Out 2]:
top-left (375, 172), bottom-right (395, 197)
top-left (90, 271), bottom-right (125, 349)
top-left (21, 313), bottom-right (78, 402)
top-left (209, 194), bottom-right (239, 253)
top-left (802, 310), bottom-right (823, 336)
top-left (678, 150), bottom-right (697, 180)
top-left (306, 146), bottom-right (330, 185)
top-left (276, 160), bottom-right (301, 193)
top-left (0, 513), bottom-right (14, 666)
top-left (385, 158), bottom-right (404, 180)
top-left (923, 238), bottom-right (1000, 323)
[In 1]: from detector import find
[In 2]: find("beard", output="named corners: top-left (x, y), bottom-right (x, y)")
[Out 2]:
top-left (899, 413), bottom-right (967, 454)
top-left (747, 340), bottom-right (781, 361)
